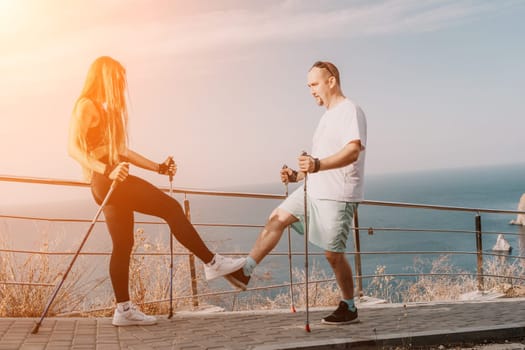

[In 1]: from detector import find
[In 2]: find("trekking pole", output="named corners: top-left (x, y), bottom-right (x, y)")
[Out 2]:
top-left (32, 179), bottom-right (119, 334)
top-left (301, 151), bottom-right (311, 332)
top-left (168, 157), bottom-right (175, 319)
top-left (282, 164), bottom-right (296, 313)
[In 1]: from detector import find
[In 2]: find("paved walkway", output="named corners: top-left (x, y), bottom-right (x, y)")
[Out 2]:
top-left (1, 298), bottom-right (524, 350)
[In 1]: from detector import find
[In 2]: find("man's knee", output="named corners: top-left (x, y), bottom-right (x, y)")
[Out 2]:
top-left (267, 208), bottom-right (295, 230)
top-left (325, 251), bottom-right (345, 268)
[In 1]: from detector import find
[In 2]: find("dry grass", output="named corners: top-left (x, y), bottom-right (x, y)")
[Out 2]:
top-left (126, 228), bottom-right (221, 315)
top-left (364, 255), bottom-right (525, 304)
top-left (0, 233), bottom-right (106, 317)
top-left (365, 264), bottom-right (410, 303)
top-left (0, 227), bottom-right (202, 317)
top-left (234, 261), bottom-right (341, 311)
top-left (74, 227), bottom-right (217, 317)
top-left (1, 222), bottom-right (525, 317)
top-left (402, 255), bottom-right (478, 303)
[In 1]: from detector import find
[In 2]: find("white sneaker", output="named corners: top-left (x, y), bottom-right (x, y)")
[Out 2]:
top-left (204, 254), bottom-right (246, 281)
top-left (112, 303), bottom-right (157, 326)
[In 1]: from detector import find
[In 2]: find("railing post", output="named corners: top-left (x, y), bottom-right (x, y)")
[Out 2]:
top-left (475, 213), bottom-right (484, 291)
top-left (184, 198), bottom-right (199, 308)
top-left (352, 208), bottom-right (363, 297)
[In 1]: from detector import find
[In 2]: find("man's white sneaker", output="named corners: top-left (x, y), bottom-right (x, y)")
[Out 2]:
top-left (112, 303), bottom-right (157, 326)
top-left (204, 254), bottom-right (246, 281)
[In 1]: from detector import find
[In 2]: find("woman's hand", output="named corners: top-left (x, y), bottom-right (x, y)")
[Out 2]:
top-left (158, 156), bottom-right (177, 177)
top-left (108, 162), bottom-right (130, 182)
top-left (280, 166), bottom-right (298, 184)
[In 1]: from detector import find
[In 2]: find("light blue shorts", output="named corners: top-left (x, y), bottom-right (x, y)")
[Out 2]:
top-left (278, 187), bottom-right (358, 253)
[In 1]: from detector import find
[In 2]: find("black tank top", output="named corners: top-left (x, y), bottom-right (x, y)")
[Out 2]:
top-left (85, 101), bottom-right (107, 152)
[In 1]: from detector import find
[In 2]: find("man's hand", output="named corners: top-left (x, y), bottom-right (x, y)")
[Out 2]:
top-left (298, 153), bottom-right (320, 174)
top-left (298, 154), bottom-right (314, 173)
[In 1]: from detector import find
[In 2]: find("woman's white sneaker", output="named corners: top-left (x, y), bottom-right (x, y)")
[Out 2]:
top-left (112, 303), bottom-right (157, 326)
top-left (204, 254), bottom-right (246, 280)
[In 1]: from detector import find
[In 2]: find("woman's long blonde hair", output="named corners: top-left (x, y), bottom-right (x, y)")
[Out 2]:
top-left (74, 56), bottom-right (129, 180)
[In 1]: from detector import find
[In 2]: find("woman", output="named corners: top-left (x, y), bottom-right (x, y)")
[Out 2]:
top-left (68, 56), bottom-right (244, 326)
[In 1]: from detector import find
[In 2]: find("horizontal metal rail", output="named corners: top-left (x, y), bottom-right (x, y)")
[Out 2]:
top-left (358, 227), bottom-right (525, 237)
top-left (0, 175), bottom-right (285, 200)
top-left (362, 199), bottom-right (525, 215)
top-left (2, 248), bottom-right (523, 289)
top-left (1, 174), bottom-right (525, 314)
top-left (2, 248), bottom-right (524, 260)
top-left (2, 175), bottom-right (525, 214)
top-left (5, 271), bottom-right (524, 292)
top-left (1, 211), bottom-right (521, 239)
top-left (0, 214), bottom-right (266, 230)
top-left (0, 281), bottom-right (55, 287)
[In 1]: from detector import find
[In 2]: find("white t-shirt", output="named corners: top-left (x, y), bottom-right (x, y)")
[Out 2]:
top-left (308, 98), bottom-right (367, 202)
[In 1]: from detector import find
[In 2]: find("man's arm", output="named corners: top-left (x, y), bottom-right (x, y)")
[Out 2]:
top-left (298, 140), bottom-right (362, 173)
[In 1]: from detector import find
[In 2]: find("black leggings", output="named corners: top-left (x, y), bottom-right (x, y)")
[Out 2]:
top-left (91, 173), bottom-right (214, 302)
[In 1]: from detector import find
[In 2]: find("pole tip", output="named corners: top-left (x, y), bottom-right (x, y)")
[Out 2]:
top-left (31, 323), bottom-right (40, 334)
top-left (305, 323), bottom-right (311, 332)
top-left (290, 306), bottom-right (296, 313)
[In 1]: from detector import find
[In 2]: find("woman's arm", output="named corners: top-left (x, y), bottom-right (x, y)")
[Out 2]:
top-left (123, 149), bottom-right (160, 172)
top-left (123, 149), bottom-right (176, 177)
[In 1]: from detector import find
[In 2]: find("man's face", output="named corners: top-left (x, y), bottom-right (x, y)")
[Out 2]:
top-left (307, 67), bottom-right (332, 106)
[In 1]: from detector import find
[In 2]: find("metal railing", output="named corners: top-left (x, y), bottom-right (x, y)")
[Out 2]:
top-left (354, 200), bottom-right (525, 293)
top-left (1, 174), bottom-right (525, 313)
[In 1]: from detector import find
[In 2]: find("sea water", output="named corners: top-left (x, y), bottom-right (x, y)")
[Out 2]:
top-left (183, 162), bottom-right (525, 289)
top-left (1, 163), bottom-right (524, 302)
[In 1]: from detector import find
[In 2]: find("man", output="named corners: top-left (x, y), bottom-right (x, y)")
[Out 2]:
top-left (227, 61), bottom-right (367, 325)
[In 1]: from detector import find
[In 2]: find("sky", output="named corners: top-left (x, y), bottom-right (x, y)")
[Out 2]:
top-left (1, 0), bottom-right (524, 203)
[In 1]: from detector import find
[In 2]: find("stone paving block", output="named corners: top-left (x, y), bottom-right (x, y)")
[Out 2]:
top-left (24, 334), bottom-right (50, 341)
top-left (96, 344), bottom-right (121, 350)
top-left (46, 340), bottom-right (73, 347)
top-left (2, 335), bottom-right (27, 343)
top-left (147, 341), bottom-right (174, 348)
top-left (96, 335), bottom-right (120, 341)
top-left (74, 335), bottom-right (97, 344)
top-left (126, 343), bottom-right (154, 350)
top-left (18, 345), bottom-right (46, 350)
top-left (49, 335), bottom-right (74, 342)
top-left (0, 344), bottom-right (23, 350)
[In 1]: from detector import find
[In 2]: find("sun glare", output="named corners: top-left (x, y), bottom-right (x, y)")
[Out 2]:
top-left (0, 0), bottom-right (26, 36)
top-left (0, 0), bottom-right (16, 17)
top-left (0, 0), bottom-right (13, 11)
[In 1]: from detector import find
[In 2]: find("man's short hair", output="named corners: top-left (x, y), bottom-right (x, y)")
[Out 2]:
top-left (311, 61), bottom-right (340, 86)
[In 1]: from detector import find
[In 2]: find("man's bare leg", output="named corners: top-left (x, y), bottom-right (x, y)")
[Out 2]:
top-left (325, 251), bottom-right (354, 299)
top-left (321, 251), bottom-right (359, 324)
top-left (225, 208), bottom-right (297, 290)
top-left (249, 208), bottom-right (298, 263)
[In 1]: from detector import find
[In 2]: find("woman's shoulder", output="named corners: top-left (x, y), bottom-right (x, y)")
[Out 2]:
top-left (76, 97), bottom-right (98, 112)
top-left (73, 98), bottom-right (102, 125)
